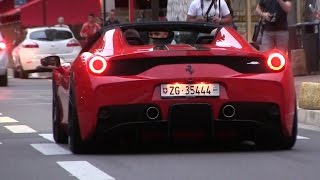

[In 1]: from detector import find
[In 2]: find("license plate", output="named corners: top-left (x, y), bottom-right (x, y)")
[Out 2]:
top-left (160, 83), bottom-right (219, 97)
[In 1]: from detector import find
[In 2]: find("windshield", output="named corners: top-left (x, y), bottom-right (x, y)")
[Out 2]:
top-left (30, 29), bottom-right (73, 41)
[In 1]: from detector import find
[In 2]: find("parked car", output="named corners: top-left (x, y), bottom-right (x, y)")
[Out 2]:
top-left (12, 27), bottom-right (81, 79)
top-left (0, 32), bottom-right (8, 86)
top-left (41, 22), bottom-right (297, 153)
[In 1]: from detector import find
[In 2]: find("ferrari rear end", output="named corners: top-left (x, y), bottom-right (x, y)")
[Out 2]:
top-left (72, 23), bottom-right (296, 150)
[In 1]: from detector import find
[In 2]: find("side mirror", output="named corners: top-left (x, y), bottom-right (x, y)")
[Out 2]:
top-left (41, 56), bottom-right (61, 68)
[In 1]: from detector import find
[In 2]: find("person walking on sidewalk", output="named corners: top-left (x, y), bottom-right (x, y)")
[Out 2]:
top-left (80, 13), bottom-right (101, 43)
top-left (256, 0), bottom-right (292, 53)
top-left (104, 9), bottom-right (120, 26)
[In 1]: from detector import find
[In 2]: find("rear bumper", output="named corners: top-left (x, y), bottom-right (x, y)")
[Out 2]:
top-left (95, 103), bottom-right (282, 141)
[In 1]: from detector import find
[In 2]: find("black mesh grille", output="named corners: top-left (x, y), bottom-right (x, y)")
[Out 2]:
top-left (104, 56), bottom-right (270, 76)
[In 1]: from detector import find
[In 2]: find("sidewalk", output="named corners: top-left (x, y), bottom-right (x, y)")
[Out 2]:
top-left (295, 75), bottom-right (320, 127)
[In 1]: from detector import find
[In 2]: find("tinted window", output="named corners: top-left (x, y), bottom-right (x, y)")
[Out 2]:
top-left (30, 29), bottom-right (73, 41)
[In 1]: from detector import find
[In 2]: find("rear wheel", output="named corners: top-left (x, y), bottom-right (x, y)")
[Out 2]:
top-left (68, 83), bottom-right (87, 154)
top-left (0, 71), bottom-right (8, 87)
top-left (19, 67), bottom-right (28, 79)
top-left (256, 108), bottom-right (297, 150)
top-left (13, 69), bottom-right (20, 78)
top-left (279, 108), bottom-right (297, 150)
top-left (52, 81), bottom-right (68, 144)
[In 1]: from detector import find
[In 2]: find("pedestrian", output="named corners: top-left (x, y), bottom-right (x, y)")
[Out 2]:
top-left (104, 9), bottom-right (120, 26)
top-left (159, 10), bottom-right (168, 21)
top-left (225, 0), bottom-right (237, 29)
top-left (54, 17), bottom-right (69, 28)
top-left (186, 0), bottom-right (232, 25)
top-left (80, 13), bottom-right (101, 43)
top-left (136, 10), bottom-right (151, 22)
top-left (255, 0), bottom-right (292, 53)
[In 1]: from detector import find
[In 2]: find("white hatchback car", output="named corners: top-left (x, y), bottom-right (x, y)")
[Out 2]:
top-left (0, 32), bottom-right (8, 86)
top-left (12, 27), bottom-right (82, 79)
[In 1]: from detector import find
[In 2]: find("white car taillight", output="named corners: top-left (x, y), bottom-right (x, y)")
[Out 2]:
top-left (267, 52), bottom-right (286, 71)
top-left (0, 42), bottom-right (6, 50)
top-left (88, 56), bottom-right (108, 75)
top-left (67, 39), bottom-right (80, 47)
top-left (22, 42), bottom-right (39, 48)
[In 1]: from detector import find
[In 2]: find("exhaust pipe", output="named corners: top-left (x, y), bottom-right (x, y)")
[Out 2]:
top-left (222, 105), bottom-right (236, 118)
top-left (146, 106), bottom-right (160, 120)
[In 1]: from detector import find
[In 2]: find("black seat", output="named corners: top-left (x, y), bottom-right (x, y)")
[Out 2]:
top-left (126, 37), bottom-right (144, 45)
top-left (195, 35), bottom-right (214, 44)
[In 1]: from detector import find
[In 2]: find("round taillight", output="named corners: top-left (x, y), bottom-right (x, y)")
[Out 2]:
top-left (88, 56), bottom-right (108, 75)
top-left (0, 42), bottom-right (6, 50)
top-left (267, 52), bottom-right (286, 71)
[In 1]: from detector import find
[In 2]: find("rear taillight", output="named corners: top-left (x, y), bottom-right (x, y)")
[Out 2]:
top-left (88, 56), bottom-right (108, 75)
top-left (267, 52), bottom-right (286, 71)
top-left (67, 39), bottom-right (80, 47)
top-left (0, 42), bottom-right (6, 50)
top-left (23, 42), bottom-right (39, 48)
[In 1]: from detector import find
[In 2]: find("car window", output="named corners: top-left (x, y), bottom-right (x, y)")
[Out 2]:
top-left (29, 29), bottom-right (73, 41)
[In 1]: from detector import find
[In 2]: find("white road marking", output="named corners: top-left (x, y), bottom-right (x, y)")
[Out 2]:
top-left (57, 161), bottom-right (115, 180)
top-left (0, 117), bottom-right (19, 123)
top-left (39, 134), bottom-right (55, 142)
top-left (48, 79), bottom-right (52, 82)
top-left (0, 113), bottom-right (3, 116)
top-left (0, 142), bottom-right (2, 144)
top-left (4, 125), bottom-right (36, 133)
top-left (297, 135), bottom-right (310, 140)
top-left (31, 143), bottom-right (71, 155)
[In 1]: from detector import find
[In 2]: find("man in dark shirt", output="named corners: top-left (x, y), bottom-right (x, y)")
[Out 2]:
top-left (256, 0), bottom-right (291, 53)
top-left (104, 9), bottom-right (120, 26)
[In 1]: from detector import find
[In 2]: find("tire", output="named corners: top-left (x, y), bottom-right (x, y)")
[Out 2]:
top-left (256, 108), bottom-right (297, 150)
top-left (68, 83), bottom-right (87, 154)
top-left (279, 108), bottom-right (297, 150)
top-left (19, 68), bottom-right (28, 79)
top-left (52, 81), bottom-right (68, 144)
top-left (0, 71), bottom-right (8, 87)
top-left (13, 69), bottom-right (20, 78)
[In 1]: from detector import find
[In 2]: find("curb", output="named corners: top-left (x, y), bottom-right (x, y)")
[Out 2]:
top-left (298, 108), bottom-right (320, 127)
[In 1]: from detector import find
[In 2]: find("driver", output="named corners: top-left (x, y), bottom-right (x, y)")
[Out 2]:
top-left (149, 31), bottom-right (176, 45)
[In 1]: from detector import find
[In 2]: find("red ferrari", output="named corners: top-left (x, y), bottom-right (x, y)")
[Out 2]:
top-left (41, 22), bottom-right (297, 153)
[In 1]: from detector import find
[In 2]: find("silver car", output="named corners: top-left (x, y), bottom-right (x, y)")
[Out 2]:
top-left (0, 32), bottom-right (8, 86)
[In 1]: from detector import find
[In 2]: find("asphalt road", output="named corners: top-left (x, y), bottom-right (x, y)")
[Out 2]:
top-left (0, 74), bottom-right (320, 180)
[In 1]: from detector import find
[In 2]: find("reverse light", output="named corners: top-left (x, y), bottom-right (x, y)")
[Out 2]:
top-left (88, 56), bottom-right (108, 75)
top-left (67, 39), bottom-right (81, 47)
top-left (267, 52), bottom-right (286, 71)
top-left (0, 42), bottom-right (6, 50)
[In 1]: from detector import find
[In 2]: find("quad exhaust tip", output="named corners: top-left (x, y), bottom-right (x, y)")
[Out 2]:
top-left (146, 106), bottom-right (160, 120)
top-left (222, 105), bottom-right (236, 118)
